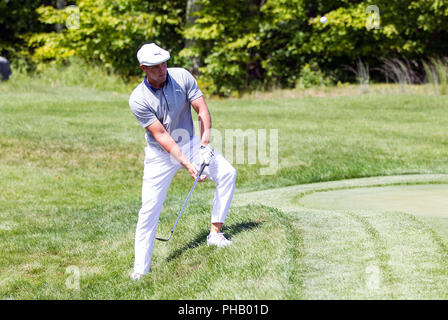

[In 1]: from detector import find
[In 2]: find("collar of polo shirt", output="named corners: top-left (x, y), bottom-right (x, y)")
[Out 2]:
top-left (144, 72), bottom-right (170, 93)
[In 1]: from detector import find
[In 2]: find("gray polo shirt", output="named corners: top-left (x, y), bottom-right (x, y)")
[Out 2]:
top-left (129, 68), bottom-right (203, 151)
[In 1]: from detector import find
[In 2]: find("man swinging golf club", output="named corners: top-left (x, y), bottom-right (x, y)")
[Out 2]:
top-left (129, 43), bottom-right (237, 281)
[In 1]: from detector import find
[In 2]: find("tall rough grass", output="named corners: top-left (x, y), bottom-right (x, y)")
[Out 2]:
top-left (344, 59), bottom-right (370, 94)
top-left (423, 57), bottom-right (448, 95)
top-left (376, 58), bottom-right (423, 92)
top-left (8, 58), bottom-right (139, 93)
top-left (6, 56), bottom-right (448, 96)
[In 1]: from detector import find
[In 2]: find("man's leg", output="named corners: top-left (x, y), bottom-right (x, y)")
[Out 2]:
top-left (207, 151), bottom-right (237, 229)
top-left (182, 138), bottom-right (237, 236)
top-left (133, 148), bottom-right (180, 275)
top-left (205, 151), bottom-right (236, 247)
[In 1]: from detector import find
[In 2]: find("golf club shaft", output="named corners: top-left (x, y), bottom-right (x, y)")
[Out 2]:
top-left (156, 162), bottom-right (207, 241)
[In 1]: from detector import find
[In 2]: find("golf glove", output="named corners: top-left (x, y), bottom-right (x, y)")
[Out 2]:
top-left (200, 144), bottom-right (214, 165)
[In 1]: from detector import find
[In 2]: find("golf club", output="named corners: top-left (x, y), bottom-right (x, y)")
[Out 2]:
top-left (155, 162), bottom-right (207, 241)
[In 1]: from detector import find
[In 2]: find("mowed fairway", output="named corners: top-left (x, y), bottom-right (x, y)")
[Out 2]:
top-left (1, 80), bottom-right (448, 299)
top-left (234, 174), bottom-right (448, 299)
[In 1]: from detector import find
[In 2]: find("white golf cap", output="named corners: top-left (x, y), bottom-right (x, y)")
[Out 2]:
top-left (137, 43), bottom-right (170, 66)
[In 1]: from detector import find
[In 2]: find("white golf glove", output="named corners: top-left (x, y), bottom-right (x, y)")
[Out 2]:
top-left (200, 144), bottom-right (214, 165)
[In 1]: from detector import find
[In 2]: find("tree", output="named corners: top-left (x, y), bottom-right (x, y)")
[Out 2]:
top-left (28, 0), bottom-right (186, 77)
top-left (0, 0), bottom-right (55, 62)
top-left (7, 0), bottom-right (447, 92)
top-left (184, 0), bottom-right (201, 75)
top-left (181, 0), bottom-right (265, 95)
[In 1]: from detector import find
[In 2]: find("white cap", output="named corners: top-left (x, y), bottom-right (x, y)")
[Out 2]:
top-left (137, 43), bottom-right (170, 66)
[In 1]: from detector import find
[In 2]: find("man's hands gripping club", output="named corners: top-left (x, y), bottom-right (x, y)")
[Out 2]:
top-left (180, 145), bottom-right (214, 181)
top-left (200, 144), bottom-right (214, 165)
top-left (183, 145), bottom-right (214, 182)
top-left (145, 120), bottom-right (214, 181)
top-left (193, 144), bottom-right (214, 182)
top-left (172, 144), bottom-right (214, 182)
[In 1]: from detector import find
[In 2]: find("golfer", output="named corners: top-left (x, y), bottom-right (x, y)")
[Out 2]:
top-left (129, 43), bottom-right (237, 280)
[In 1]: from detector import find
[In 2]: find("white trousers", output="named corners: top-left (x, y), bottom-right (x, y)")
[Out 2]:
top-left (133, 137), bottom-right (237, 274)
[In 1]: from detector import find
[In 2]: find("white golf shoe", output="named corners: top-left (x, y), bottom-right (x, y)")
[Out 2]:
top-left (130, 272), bottom-right (144, 281)
top-left (206, 232), bottom-right (232, 247)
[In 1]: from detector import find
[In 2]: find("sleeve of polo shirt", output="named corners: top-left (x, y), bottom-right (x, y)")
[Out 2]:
top-left (183, 69), bottom-right (203, 102)
top-left (129, 97), bottom-right (158, 129)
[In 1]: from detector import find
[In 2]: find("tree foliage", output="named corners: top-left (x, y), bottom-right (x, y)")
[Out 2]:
top-left (28, 0), bottom-right (185, 76)
top-left (0, 0), bottom-right (55, 62)
top-left (2, 0), bottom-right (447, 94)
top-left (182, 0), bottom-right (448, 94)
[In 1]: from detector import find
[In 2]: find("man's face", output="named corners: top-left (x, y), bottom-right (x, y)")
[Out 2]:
top-left (141, 62), bottom-right (167, 87)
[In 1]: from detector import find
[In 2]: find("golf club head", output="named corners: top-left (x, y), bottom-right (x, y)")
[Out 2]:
top-left (156, 233), bottom-right (172, 241)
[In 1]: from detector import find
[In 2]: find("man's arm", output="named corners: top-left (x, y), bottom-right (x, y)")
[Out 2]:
top-left (146, 120), bottom-right (198, 179)
top-left (191, 96), bottom-right (211, 146)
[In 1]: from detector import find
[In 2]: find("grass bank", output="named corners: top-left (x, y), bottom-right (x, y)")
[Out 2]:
top-left (1, 77), bottom-right (447, 299)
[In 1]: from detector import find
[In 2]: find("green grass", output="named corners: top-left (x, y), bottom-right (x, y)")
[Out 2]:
top-left (1, 74), bottom-right (448, 299)
top-left (234, 175), bottom-right (448, 299)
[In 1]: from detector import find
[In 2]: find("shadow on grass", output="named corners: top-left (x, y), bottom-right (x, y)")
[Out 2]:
top-left (166, 221), bottom-right (261, 262)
